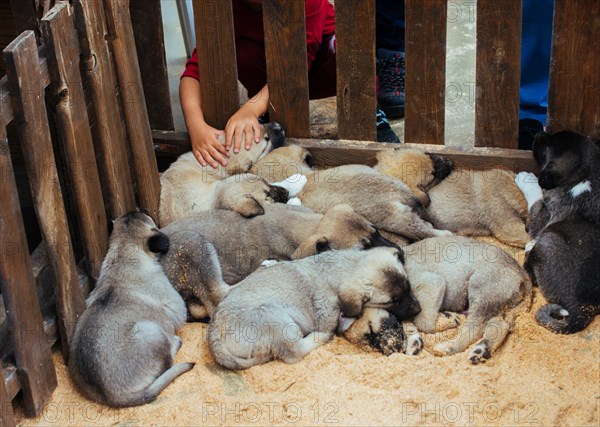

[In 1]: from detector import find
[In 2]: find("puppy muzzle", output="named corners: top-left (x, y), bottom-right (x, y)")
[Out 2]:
top-left (263, 122), bottom-right (286, 149)
top-left (268, 185), bottom-right (290, 203)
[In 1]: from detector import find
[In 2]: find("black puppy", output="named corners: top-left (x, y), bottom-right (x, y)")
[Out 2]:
top-left (522, 131), bottom-right (600, 334)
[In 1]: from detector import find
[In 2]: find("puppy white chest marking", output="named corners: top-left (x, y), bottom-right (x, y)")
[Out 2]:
top-left (569, 180), bottom-right (592, 198)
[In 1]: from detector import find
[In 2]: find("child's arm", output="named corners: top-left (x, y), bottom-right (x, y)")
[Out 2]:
top-left (180, 76), bottom-right (229, 168)
top-left (225, 84), bottom-right (269, 154)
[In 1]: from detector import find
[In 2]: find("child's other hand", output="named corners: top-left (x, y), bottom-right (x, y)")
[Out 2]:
top-left (189, 123), bottom-right (229, 169)
top-left (225, 106), bottom-right (262, 154)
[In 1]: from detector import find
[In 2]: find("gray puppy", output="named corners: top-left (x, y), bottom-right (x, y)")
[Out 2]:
top-left (160, 203), bottom-right (398, 318)
top-left (69, 212), bottom-right (193, 407)
top-left (297, 165), bottom-right (452, 242)
top-left (403, 236), bottom-right (532, 364)
top-left (208, 247), bottom-right (421, 370)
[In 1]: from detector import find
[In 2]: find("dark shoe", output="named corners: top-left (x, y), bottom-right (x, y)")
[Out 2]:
top-left (377, 108), bottom-right (401, 144)
top-left (377, 48), bottom-right (406, 119)
top-left (518, 118), bottom-right (544, 150)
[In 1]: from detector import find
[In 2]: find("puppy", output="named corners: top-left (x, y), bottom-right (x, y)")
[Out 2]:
top-left (426, 169), bottom-right (530, 247)
top-left (208, 247), bottom-right (421, 370)
top-left (69, 212), bottom-right (193, 407)
top-left (160, 203), bottom-right (399, 317)
top-left (159, 122), bottom-right (288, 226)
top-left (403, 236), bottom-right (532, 364)
top-left (517, 131), bottom-right (600, 333)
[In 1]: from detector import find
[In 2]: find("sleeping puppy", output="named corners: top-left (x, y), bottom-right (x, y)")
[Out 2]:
top-left (250, 144), bottom-right (314, 183)
top-left (403, 236), bottom-right (532, 364)
top-left (69, 212), bottom-right (193, 407)
top-left (208, 247), bottom-right (421, 370)
top-left (517, 130), bottom-right (600, 334)
top-left (159, 122), bottom-right (288, 226)
top-left (426, 169), bottom-right (530, 247)
top-left (160, 203), bottom-right (398, 318)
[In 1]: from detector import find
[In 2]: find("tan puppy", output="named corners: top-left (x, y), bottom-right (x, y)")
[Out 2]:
top-left (426, 169), bottom-right (530, 247)
top-left (250, 144), bottom-right (313, 183)
top-left (159, 123), bottom-right (287, 226)
top-left (404, 236), bottom-right (532, 363)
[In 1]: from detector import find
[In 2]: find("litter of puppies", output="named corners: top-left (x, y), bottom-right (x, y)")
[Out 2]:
top-left (66, 126), bottom-right (600, 412)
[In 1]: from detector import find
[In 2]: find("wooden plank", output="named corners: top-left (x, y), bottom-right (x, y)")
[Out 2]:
top-left (0, 124), bottom-right (57, 417)
top-left (71, 0), bottom-right (136, 219)
top-left (103, 0), bottom-right (161, 223)
top-left (289, 137), bottom-right (538, 173)
top-left (1, 365), bottom-right (15, 427)
top-left (151, 130), bottom-right (538, 172)
top-left (1, 48), bottom-right (50, 128)
top-left (547, 0), bottom-right (600, 138)
top-left (130, 0), bottom-right (174, 131)
top-left (41, 3), bottom-right (108, 281)
top-left (193, 0), bottom-right (240, 129)
top-left (335, 0), bottom-right (377, 141)
top-left (474, 0), bottom-right (522, 148)
top-left (263, 0), bottom-right (310, 138)
top-left (404, 0), bottom-right (447, 145)
top-left (3, 31), bottom-right (85, 361)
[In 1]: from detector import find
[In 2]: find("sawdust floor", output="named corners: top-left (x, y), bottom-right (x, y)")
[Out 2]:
top-left (14, 240), bottom-right (600, 426)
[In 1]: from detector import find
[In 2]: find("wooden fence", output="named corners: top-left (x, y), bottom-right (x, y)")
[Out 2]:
top-left (0, 0), bottom-right (598, 423)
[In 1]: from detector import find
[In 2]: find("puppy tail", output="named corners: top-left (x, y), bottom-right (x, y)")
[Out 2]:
top-left (535, 303), bottom-right (595, 334)
top-left (110, 363), bottom-right (195, 407)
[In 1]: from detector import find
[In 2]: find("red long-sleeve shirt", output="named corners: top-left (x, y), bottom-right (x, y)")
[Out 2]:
top-left (181, 0), bottom-right (335, 80)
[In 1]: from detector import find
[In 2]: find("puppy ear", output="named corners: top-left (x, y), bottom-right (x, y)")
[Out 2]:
top-left (339, 291), bottom-right (369, 319)
top-left (532, 131), bottom-right (551, 166)
top-left (234, 195), bottom-right (265, 218)
top-left (291, 235), bottom-right (329, 259)
top-left (429, 155), bottom-right (453, 181)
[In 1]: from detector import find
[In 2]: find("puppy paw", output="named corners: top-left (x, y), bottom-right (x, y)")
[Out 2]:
top-left (287, 197), bottom-right (302, 206)
top-left (467, 340), bottom-right (491, 364)
top-left (272, 174), bottom-right (307, 197)
top-left (434, 229), bottom-right (454, 238)
top-left (515, 172), bottom-right (543, 209)
top-left (524, 240), bottom-right (536, 253)
top-left (436, 311), bottom-right (464, 332)
top-left (260, 259), bottom-right (279, 268)
top-left (404, 333), bottom-right (424, 356)
top-left (433, 341), bottom-right (459, 356)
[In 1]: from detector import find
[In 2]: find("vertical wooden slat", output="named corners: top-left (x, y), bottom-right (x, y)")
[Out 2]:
top-left (263, 0), bottom-right (310, 138)
top-left (336, 0), bottom-right (377, 141)
top-left (405, 0), bottom-right (447, 145)
top-left (130, 0), bottom-right (175, 131)
top-left (71, 0), bottom-right (136, 219)
top-left (474, 0), bottom-right (522, 148)
top-left (192, 0), bottom-right (240, 129)
top-left (1, 366), bottom-right (15, 427)
top-left (41, 3), bottom-right (108, 281)
top-left (104, 0), bottom-right (161, 223)
top-left (547, 0), bottom-right (600, 138)
top-left (0, 125), bottom-right (57, 417)
top-left (3, 31), bottom-right (85, 360)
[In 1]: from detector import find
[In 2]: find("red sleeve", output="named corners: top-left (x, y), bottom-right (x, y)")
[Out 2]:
top-left (305, 0), bottom-right (335, 70)
top-left (181, 48), bottom-right (200, 80)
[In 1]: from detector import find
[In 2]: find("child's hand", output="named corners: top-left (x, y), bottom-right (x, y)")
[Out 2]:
top-left (225, 104), bottom-right (263, 154)
top-left (189, 123), bottom-right (229, 169)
